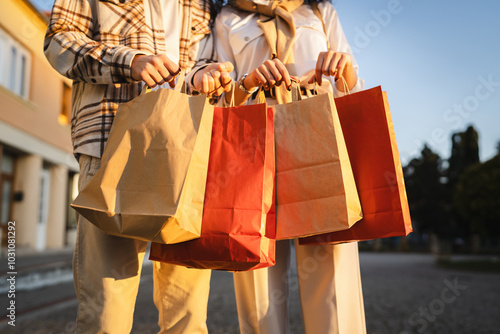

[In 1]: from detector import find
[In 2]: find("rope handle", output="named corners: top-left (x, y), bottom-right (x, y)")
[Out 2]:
top-left (339, 76), bottom-right (351, 95)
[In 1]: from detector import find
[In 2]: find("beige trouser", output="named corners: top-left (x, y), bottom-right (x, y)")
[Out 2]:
top-left (233, 239), bottom-right (366, 334)
top-left (74, 155), bottom-right (212, 334)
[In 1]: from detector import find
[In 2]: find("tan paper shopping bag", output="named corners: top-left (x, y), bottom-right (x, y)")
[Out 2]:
top-left (273, 89), bottom-right (362, 239)
top-left (71, 82), bottom-right (214, 244)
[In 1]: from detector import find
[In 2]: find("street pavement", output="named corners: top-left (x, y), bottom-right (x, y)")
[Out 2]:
top-left (1, 249), bottom-right (499, 334)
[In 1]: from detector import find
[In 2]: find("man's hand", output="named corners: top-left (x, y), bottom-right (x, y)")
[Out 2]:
top-left (131, 54), bottom-right (180, 88)
top-left (193, 62), bottom-right (234, 96)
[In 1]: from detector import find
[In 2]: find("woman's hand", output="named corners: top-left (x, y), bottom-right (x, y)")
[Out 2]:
top-left (131, 54), bottom-right (180, 88)
top-left (308, 51), bottom-right (357, 92)
top-left (245, 58), bottom-right (292, 91)
top-left (229, 58), bottom-right (293, 107)
top-left (193, 62), bottom-right (234, 96)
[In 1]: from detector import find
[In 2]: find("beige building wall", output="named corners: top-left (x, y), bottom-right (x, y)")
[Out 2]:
top-left (0, 0), bottom-right (73, 153)
top-left (0, 0), bottom-right (79, 252)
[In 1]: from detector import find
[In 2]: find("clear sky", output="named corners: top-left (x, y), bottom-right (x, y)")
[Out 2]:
top-left (33, 0), bottom-right (500, 165)
top-left (333, 0), bottom-right (500, 164)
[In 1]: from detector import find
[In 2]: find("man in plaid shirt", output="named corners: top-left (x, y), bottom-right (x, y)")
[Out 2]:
top-left (44, 0), bottom-right (232, 332)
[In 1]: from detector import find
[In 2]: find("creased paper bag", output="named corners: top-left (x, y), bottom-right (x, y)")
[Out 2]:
top-left (150, 102), bottom-right (275, 271)
top-left (273, 90), bottom-right (362, 239)
top-left (72, 86), bottom-right (214, 244)
top-left (300, 86), bottom-right (412, 245)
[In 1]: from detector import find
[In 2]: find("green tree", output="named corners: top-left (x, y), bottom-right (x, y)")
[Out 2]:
top-left (454, 154), bottom-right (500, 238)
top-left (447, 125), bottom-right (480, 186)
top-left (404, 145), bottom-right (449, 237)
top-left (446, 125), bottom-right (480, 239)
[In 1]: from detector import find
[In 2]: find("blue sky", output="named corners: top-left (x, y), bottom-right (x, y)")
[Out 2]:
top-left (333, 0), bottom-right (500, 164)
top-left (33, 0), bottom-right (500, 164)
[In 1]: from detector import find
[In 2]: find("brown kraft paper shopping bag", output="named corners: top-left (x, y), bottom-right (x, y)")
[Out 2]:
top-left (71, 79), bottom-right (214, 244)
top-left (272, 87), bottom-right (362, 240)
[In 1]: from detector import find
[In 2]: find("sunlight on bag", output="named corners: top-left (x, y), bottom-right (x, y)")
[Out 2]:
top-left (71, 75), bottom-right (214, 244)
top-left (273, 83), bottom-right (363, 239)
top-left (150, 98), bottom-right (276, 271)
top-left (300, 86), bottom-right (412, 245)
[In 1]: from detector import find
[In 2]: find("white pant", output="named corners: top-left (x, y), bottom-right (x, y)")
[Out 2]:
top-left (74, 155), bottom-right (212, 333)
top-left (233, 240), bottom-right (366, 334)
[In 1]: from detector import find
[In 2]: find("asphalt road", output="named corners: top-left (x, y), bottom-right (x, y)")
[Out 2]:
top-left (2, 252), bottom-right (499, 334)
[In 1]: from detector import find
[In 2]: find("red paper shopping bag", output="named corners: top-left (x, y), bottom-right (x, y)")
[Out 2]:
top-left (300, 86), bottom-right (412, 245)
top-left (150, 103), bottom-right (275, 271)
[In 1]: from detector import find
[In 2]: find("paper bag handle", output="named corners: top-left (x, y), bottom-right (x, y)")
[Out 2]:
top-left (227, 81), bottom-right (236, 107)
top-left (255, 86), bottom-right (266, 104)
top-left (294, 76), bottom-right (350, 98)
top-left (291, 79), bottom-right (302, 102)
top-left (225, 83), bottom-right (266, 107)
top-left (339, 76), bottom-right (351, 95)
top-left (174, 70), bottom-right (186, 92)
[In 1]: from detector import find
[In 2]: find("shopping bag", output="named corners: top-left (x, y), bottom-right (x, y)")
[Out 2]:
top-left (299, 86), bottom-right (412, 245)
top-left (71, 77), bottom-right (214, 244)
top-left (272, 86), bottom-right (362, 239)
top-left (149, 101), bottom-right (276, 271)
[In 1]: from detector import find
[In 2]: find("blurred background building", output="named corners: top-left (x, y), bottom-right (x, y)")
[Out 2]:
top-left (0, 0), bottom-right (78, 252)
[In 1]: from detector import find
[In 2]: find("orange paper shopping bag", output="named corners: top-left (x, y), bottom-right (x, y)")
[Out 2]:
top-left (150, 102), bottom-right (275, 271)
top-left (300, 86), bottom-right (412, 245)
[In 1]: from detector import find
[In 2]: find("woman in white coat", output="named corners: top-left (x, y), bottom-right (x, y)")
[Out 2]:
top-left (192, 0), bottom-right (367, 332)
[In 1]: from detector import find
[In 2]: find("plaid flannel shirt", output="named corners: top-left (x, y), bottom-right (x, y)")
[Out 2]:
top-left (44, 0), bottom-right (211, 158)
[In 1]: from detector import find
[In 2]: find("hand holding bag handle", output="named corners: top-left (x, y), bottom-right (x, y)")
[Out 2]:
top-left (141, 70), bottom-right (186, 94)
